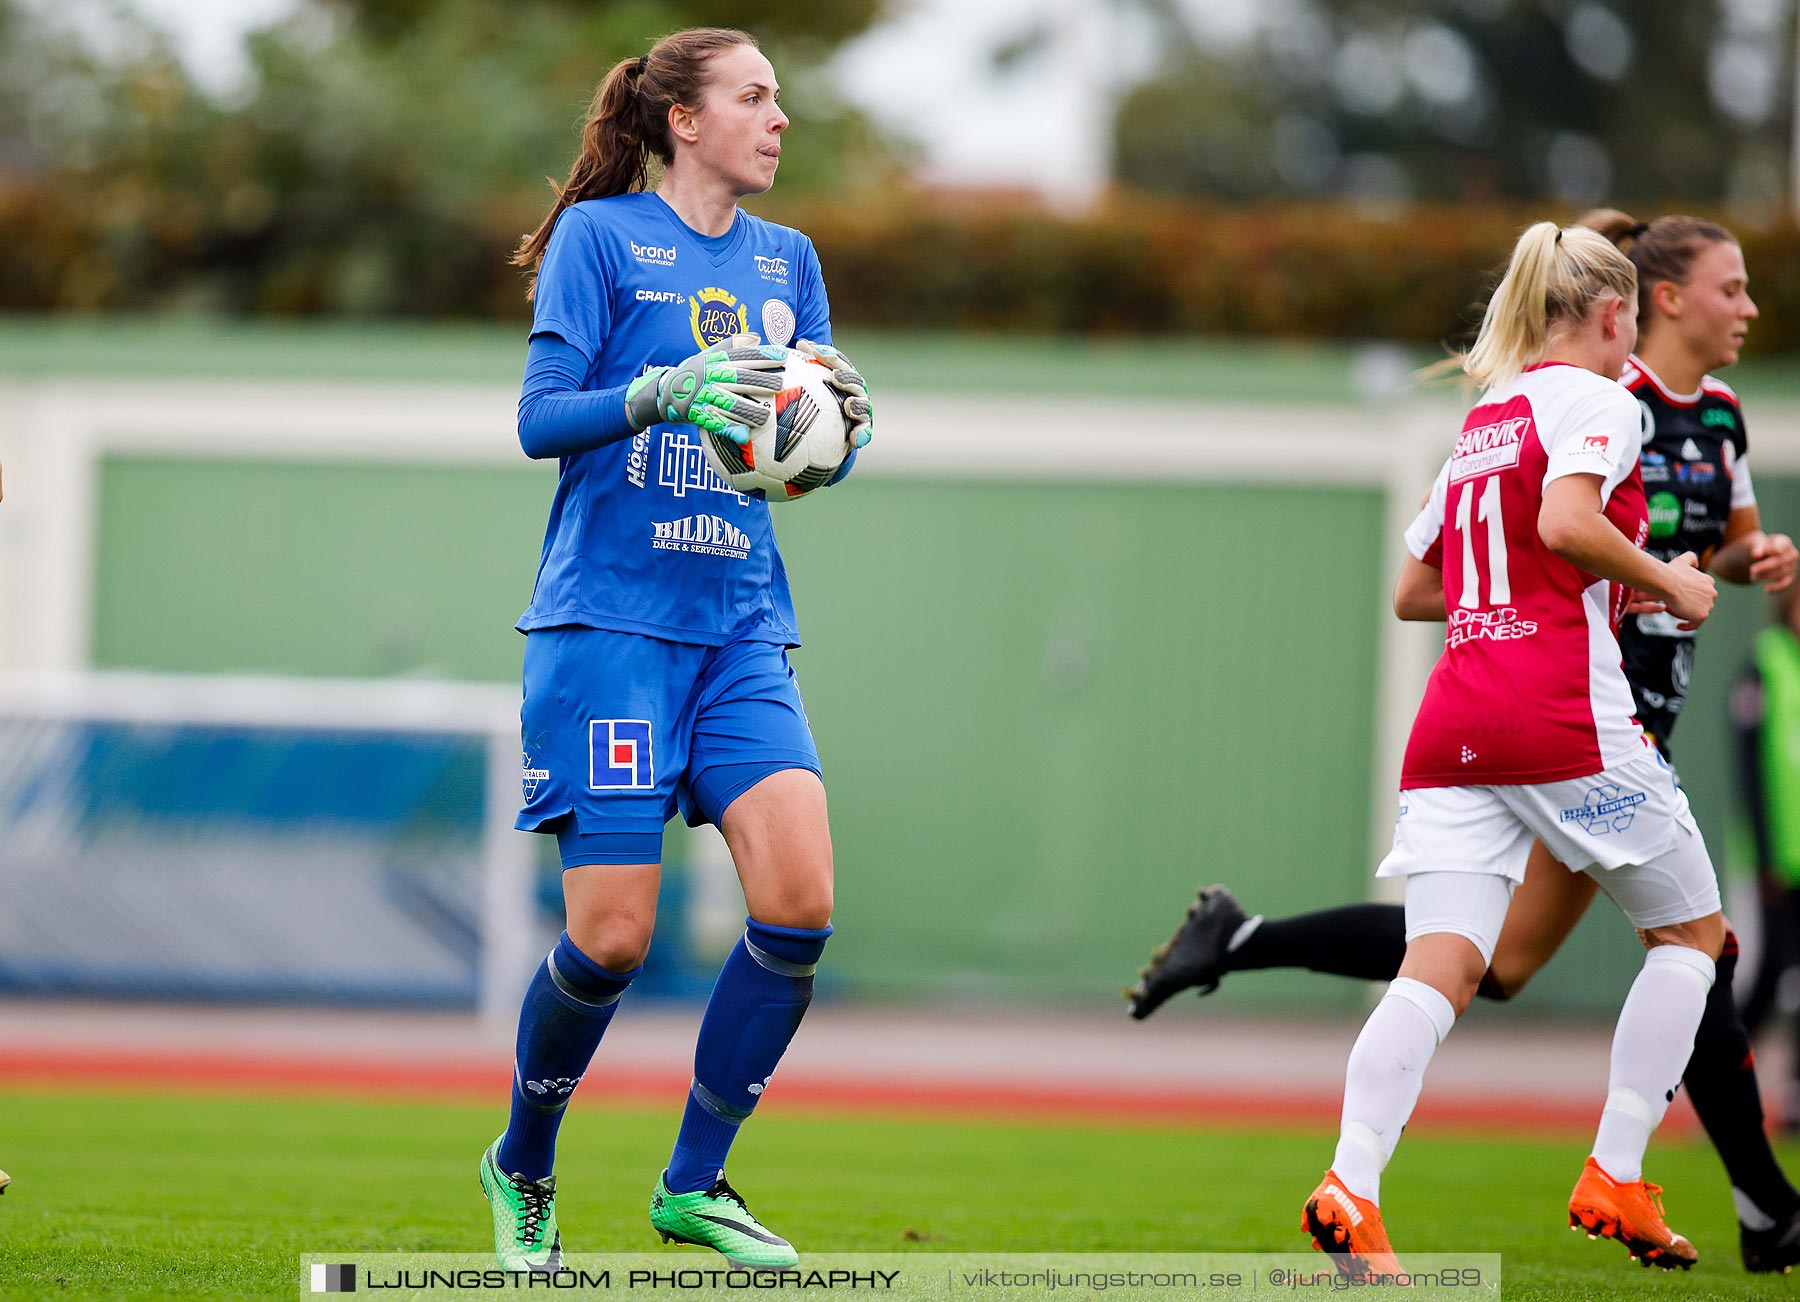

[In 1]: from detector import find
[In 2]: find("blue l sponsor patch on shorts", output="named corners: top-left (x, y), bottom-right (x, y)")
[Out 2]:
top-left (1559, 783), bottom-right (1648, 835)
top-left (590, 719), bottom-right (654, 790)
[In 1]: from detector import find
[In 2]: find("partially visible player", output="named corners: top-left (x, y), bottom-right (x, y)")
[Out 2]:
top-left (1297, 221), bottom-right (1724, 1277)
top-left (479, 27), bottom-right (871, 1275)
top-left (1132, 212), bottom-right (1800, 1273)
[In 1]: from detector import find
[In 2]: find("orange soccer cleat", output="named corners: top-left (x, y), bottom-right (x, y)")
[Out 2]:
top-left (1302, 1171), bottom-right (1402, 1280)
top-left (1567, 1156), bottom-right (1696, 1270)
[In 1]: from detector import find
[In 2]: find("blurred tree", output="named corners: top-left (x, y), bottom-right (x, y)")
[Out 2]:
top-left (1110, 0), bottom-right (1795, 209)
top-left (0, 0), bottom-right (899, 315)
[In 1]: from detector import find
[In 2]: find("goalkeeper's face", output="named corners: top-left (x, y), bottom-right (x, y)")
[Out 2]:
top-left (686, 44), bottom-right (789, 197)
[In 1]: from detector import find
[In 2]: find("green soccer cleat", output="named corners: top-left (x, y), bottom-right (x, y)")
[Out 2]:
top-left (479, 1138), bottom-right (561, 1274)
top-left (649, 1171), bottom-right (798, 1269)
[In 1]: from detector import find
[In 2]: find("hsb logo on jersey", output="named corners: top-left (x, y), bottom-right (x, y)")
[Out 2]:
top-left (589, 720), bottom-right (654, 790)
top-left (690, 287), bottom-right (748, 347)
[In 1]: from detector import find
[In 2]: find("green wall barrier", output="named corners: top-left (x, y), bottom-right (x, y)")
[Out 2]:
top-left (93, 459), bottom-right (1385, 1009)
top-left (96, 455), bottom-right (1792, 1013)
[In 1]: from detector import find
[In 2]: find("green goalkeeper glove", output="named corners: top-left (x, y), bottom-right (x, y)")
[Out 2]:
top-left (625, 337), bottom-right (787, 444)
top-left (794, 339), bottom-right (873, 449)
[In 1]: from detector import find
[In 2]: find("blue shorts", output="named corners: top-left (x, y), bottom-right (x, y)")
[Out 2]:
top-left (516, 627), bottom-right (821, 867)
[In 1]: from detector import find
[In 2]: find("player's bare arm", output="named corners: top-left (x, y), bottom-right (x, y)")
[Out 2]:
top-left (1392, 553), bottom-right (1446, 622)
top-left (1709, 504), bottom-right (1798, 592)
top-left (1539, 473), bottom-right (1716, 625)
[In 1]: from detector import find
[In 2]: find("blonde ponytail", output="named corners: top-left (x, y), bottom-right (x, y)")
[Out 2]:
top-left (1459, 221), bottom-right (1638, 390)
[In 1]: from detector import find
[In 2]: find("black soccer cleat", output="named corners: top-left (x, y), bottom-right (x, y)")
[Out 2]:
top-left (1742, 1203), bottom-right (1800, 1274)
top-left (1126, 885), bottom-right (1249, 1020)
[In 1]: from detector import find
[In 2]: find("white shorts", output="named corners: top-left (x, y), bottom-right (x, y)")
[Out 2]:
top-left (1378, 748), bottom-right (1720, 931)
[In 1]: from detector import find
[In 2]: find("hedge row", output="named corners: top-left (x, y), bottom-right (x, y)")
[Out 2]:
top-left (5, 177), bottom-right (1799, 349)
top-left (777, 196), bottom-right (1800, 352)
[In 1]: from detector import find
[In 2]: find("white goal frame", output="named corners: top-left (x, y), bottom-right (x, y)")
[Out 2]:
top-left (0, 669), bottom-right (535, 1038)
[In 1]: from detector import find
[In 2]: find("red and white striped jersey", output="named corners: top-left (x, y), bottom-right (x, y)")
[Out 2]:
top-left (1399, 362), bottom-right (1650, 788)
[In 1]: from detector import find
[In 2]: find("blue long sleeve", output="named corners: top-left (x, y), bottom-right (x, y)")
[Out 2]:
top-left (827, 447), bottom-right (857, 487)
top-left (517, 332), bottom-right (639, 459)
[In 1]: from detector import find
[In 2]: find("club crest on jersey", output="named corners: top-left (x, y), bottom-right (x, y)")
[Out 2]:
top-left (691, 287), bottom-right (749, 347)
top-left (761, 298), bottom-right (795, 346)
top-left (590, 720), bottom-right (654, 790)
top-left (1559, 783), bottom-right (1647, 835)
top-left (1450, 415), bottom-right (1529, 482)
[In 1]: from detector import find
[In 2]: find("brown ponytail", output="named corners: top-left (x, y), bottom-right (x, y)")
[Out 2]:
top-left (1577, 208), bottom-right (1736, 332)
top-left (513, 27), bottom-right (759, 299)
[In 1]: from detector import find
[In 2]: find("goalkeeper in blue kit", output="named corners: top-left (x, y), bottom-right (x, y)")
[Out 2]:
top-left (479, 27), bottom-right (872, 1273)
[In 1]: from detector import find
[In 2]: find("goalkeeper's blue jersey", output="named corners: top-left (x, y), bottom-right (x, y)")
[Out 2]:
top-left (518, 192), bottom-right (831, 646)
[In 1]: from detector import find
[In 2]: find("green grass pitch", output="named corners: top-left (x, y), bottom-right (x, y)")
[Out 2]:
top-left (7, 1088), bottom-right (1800, 1300)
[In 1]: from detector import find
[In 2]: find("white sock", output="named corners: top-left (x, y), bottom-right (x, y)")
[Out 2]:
top-left (1226, 915), bottom-right (1264, 953)
top-left (1333, 976), bottom-right (1457, 1204)
top-left (1735, 1187), bottom-right (1777, 1231)
top-left (1591, 945), bottom-right (1715, 1183)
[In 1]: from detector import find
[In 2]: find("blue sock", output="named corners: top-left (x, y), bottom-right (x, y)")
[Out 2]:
top-left (664, 917), bottom-right (831, 1193)
top-left (497, 931), bottom-right (637, 1181)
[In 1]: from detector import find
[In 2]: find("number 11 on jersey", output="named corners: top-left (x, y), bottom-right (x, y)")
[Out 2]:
top-left (1454, 475), bottom-right (1511, 609)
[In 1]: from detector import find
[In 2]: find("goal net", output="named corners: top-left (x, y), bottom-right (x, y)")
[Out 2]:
top-left (0, 672), bottom-right (547, 1033)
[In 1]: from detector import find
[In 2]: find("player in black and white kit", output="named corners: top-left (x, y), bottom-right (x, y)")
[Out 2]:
top-left (1620, 354), bottom-right (1752, 748)
top-left (1130, 211), bottom-right (1800, 1272)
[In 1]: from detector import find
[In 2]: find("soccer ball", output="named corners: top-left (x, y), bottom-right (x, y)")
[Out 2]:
top-left (700, 350), bottom-right (848, 503)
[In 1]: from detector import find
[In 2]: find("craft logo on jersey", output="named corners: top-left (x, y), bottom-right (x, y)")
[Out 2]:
top-left (651, 514), bottom-right (752, 560)
top-left (1450, 415), bottom-right (1530, 482)
top-left (659, 430), bottom-right (748, 502)
top-left (522, 753), bottom-right (550, 802)
top-left (635, 289), bottom-right (684, 304)
top-left (754, 254), bottom-right (789, 283)
top-left (1559, 783), bottom-right (1647, 835)
top-left (690, 286), bottom-right (748, 347)
top-left (1447, 605), bottom-right (1538, 649)
top-left (631, 239), bottom-right (677, 267)
top-left (589, 719), bottom-right (654, 790)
